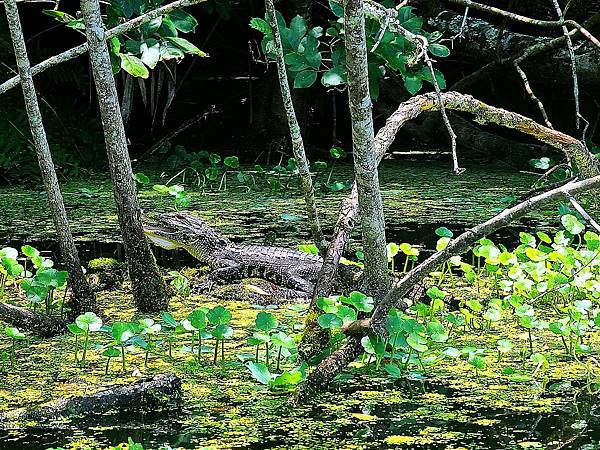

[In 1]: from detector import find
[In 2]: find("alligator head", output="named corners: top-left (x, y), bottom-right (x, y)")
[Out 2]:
top-left (144, 212), bottom-right (230, 262)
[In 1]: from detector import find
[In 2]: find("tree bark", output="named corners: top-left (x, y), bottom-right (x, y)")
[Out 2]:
top-left (344, 0), bottom-right (390, 300)
top-left (265, 0), bottom-right (324, 250)
top-left (0, 373), bottom-right (182, 425)
top-left (81, 0), bottom-right (169, 312)
top-left (4, 0), bottom-right (96, 319)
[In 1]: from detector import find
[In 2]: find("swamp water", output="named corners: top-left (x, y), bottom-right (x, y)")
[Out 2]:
top-left (1, 161), bottom-right (598, 450)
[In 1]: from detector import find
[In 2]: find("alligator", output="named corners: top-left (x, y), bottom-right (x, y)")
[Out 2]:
top-left (144, 211), bottom-right (361, 299)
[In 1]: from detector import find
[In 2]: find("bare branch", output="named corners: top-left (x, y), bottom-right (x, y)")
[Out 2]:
top-left (551, 0), bottom-right (581, 130)
top-left (448, 0), bottom-right (600, 49)
top-left (513, 61), bottom-right (553, 128)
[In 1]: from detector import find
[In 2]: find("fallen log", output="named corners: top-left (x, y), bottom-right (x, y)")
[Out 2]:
top-left (0, 303), bottom-right (66, 338)
top-left (0, 373), bottom-right (182, 426)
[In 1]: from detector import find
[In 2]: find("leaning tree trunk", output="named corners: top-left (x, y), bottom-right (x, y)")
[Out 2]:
top-left (80, 0), bottom-right (169, 312)
top-left (344, 0), bottom-right (390, 299)
top-left (265, 0), bottom-right (324, 249)
top-left (4, 0), bottom-right (96, 318)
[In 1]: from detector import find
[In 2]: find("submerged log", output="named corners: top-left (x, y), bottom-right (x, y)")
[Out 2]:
top-left (0, 373), bottom-right (182, 426)
top-left (0, 303), bottom-right (66, 338)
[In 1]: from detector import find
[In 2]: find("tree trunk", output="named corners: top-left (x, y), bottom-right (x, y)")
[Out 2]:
top-left (344, 0), bottom-right (390, 299)
top-left (80, 0), bottom-right (169, 312)
top-left (4, 0), bottom-right (96, 319)
top-left (265, 0), bottom-right (324, 249)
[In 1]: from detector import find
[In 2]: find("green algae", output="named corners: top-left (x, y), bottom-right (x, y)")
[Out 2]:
top-left (1, 272), bottom-right (599, 449)
top-left (0, 161), bottom-right (543, 246)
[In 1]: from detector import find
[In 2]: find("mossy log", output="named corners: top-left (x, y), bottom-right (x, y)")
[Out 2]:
top-left (0, 303), bottom-right (66, 338)
top-left (0, 373), bottom-right (182, 426)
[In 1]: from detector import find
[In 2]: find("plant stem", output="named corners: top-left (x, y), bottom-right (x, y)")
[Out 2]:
top-left (255, 345), bottom-right (259, 363)
top-left (265, 342), bottom-right (269, 367)
top-left (121, 345), bottom-right (126, 372)
top-left (82, 330), bottom-right (89, 366)
top-left (198, 331), bottom-right (202, 363)
top-left (213, 340), bottom-right (219, 364)
top-left (74, 335), bottom-right (79, 363)
top-left (105, 357), bottom-right (110, 375)
top-left (276, 346), bottom-right (282, 371)
top-left (10, 341), bottom-right (15, 369)
top-left (528, 328), bottom-right (533, 354)
top-left (221, 339), bottom-right (225, 367)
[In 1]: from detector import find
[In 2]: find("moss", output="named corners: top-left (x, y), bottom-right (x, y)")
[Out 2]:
top-left (88, 258), bottom-right (121, 270)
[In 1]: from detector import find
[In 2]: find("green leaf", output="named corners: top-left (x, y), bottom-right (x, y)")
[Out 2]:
top-left (75, 312), bottom-right (103, 332)
top-left (247, 361), bottom-right (272, 385)
top-left (103, 346), bottom-right (120, 358)
top-left (67, 323), bottom-right (85, 335)
top-left (403, 75), bottom-right (422, 95)
top-left (561, 214), bottom-right (585, 235)
top-left (224, 156), bottom-right (240, 169)
top-left (207, 305), bottom-right (232, 325)
top-left (298, 243), bottom-right (319, 254)
top-left (255, 311), bottom-right (278, 331)
top-left (328, 0), bottom-right (344, 17)
top-left (435, 226), bottom-right (453, 238)
top-left (342, 291), bottom-right (374, 312)
top-left (119, 53), bottom-right (149, 79)
top-left (165, 37), bottom-right (207, 57)
top-left (468, 356), bottom-right (486, 370)
top-left (293, 70), bottom-right (317, 88)
top-left (140, 42), bottom-right (160, 69)
top-left (271, 331), bottom-right (295, 348)
top-left (384, 363), bottom-right (402, 378)
top-left (317, 313), bottom-right (343, 329)
top-left (428, 43), bottom-right (450, 57)
top-left (111, 322), bottom-right (135, 344)
top-left (250, 17), bottom-right (272, 36)
top-left (167, 10), bottom-right (198, 33)
top-left (212, 324), bottom-right (234, 340)
top-left (496, 339), bottom-right (513, 353)
top-left (21, 245), bottom-right (39, 258)
top-left (321, 66), bottom-right (345, 87)
top-left (407, 333), bottom-right (428, 352)
top-left (134, 172), bottom-right (150, 184)
top-left (188, 309), bottom-right (207, 330)
top-left (4, 327), bottom-right (25, 340)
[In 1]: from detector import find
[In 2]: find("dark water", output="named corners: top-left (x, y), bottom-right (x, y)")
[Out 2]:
top-left (1, 380), bottom-right (598, 450)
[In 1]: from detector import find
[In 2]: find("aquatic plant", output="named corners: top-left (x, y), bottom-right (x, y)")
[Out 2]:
top-left (111, 322), bottom-right (137, 372)
top-left (72, 311), bottom-right (103, 366)
top-left (246, 361), bottom-right (307, 391)
top-left (4, 326), bottom-right (25, 369)
top-left (207, 305), bottom-right (233, 366)
top-left (169, 270), bottom-right (190, 298)
top-left (188, 308), bottom-right (208, 363)
top-left (138, 318), bottom-right (162, 367)
top-left (0, 247), bottom-right (23, 298)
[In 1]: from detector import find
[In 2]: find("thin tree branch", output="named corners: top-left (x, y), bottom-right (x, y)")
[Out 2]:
top-left (552, 0), bottom-right (581, 130)
top-left (265, 0), bottom-right (325, 250)
top-left (448, 0), bottom-right (600, 49)
top-left (513, 61), bottom-right (553, 128)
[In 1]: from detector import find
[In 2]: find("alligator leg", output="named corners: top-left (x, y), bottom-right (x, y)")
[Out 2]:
top-left (278, 271), bottom-right (313, 294)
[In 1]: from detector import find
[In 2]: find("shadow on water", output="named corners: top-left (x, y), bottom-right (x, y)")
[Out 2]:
top-left (1, 379), bottom-right (599, 450)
